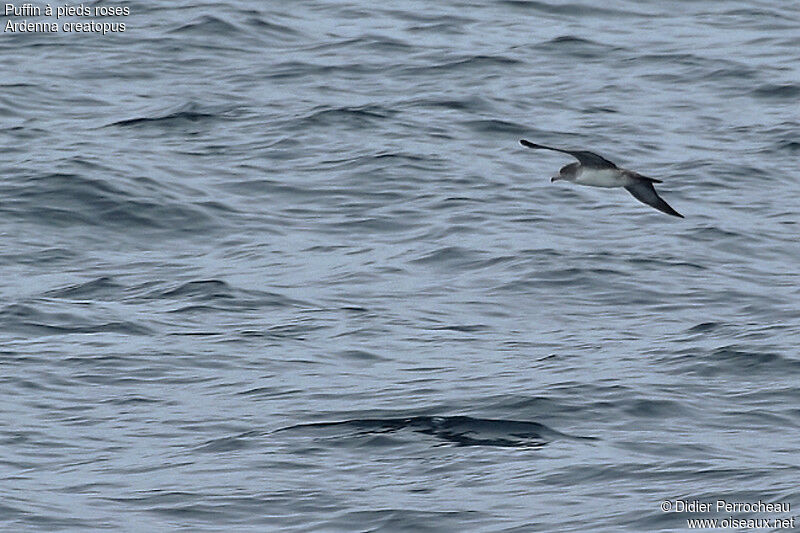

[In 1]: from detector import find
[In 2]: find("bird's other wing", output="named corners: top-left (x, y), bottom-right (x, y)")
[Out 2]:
top-left (624, 180), bottom-right (683, 218)
top-left (519, 139), bottom-right (618, 169)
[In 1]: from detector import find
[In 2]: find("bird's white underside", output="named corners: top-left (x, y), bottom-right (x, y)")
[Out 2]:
top-left (574, 168), bottom-right (628, 188)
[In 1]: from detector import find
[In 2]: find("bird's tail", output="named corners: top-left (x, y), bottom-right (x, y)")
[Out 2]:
top-left (624, 170), bottom-right (662, 183)
top-left (635, 173), bottom-right (662, 183)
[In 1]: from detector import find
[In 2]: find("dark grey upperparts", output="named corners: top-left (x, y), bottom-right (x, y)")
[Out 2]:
top-left (519, 139), bottom-right (618, 169)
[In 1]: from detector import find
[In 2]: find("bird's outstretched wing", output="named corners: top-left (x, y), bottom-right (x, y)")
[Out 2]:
top-left (624, 180), bottom-right (683, 218)
top-left (519, 139), bottom-right (618, 169)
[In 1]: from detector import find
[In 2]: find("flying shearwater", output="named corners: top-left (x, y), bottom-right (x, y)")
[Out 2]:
top-left (519, 139), bottom-right (683, 218)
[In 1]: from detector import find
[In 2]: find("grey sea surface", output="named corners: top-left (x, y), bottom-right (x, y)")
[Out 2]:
top-left (2, 1), bottom-right (800, 531)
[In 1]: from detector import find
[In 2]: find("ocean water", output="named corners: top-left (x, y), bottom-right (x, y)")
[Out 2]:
top-left (1, 1), bottom-right (799, 531)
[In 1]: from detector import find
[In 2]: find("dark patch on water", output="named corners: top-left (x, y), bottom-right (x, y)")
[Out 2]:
top-left (751, 83), bottom-right (800, 99)
top-left (107, 102), bottom-right (229, 127)
top-left (278, 415), bottom-right (595, 448)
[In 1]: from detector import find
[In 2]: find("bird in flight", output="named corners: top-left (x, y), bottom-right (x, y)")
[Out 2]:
top-left (519, 139), bottom-right (683, 218)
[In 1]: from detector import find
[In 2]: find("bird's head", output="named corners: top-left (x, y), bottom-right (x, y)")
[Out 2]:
top-left (551, 162), bottom-right (579, 182)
